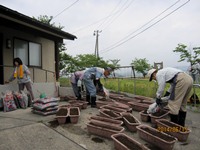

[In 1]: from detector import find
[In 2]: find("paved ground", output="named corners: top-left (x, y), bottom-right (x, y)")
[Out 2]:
top-left (0, 100), bottom-right (200, 150)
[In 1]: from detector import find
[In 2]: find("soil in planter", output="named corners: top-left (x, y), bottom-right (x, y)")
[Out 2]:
top-left (104, 110), bottom-right (119, 117)
top-left (143, 128), bottom-right (175, 142)
top-left (124, 115), bottom-right (137, 123)
top-left (152, 110), bottom-right (166, 117)
top-left (115, 136), bottom-right (144, 150)
top-left (70, 108), bottom-right (78, 115)
top-left (160, 120), bottom-right (188, 132)
top-left (92, 137), bottom-right (105, 143)
top-left (56, 109), bottom-right (68, 116)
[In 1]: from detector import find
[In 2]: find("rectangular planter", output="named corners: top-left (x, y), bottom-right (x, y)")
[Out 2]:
top-left (108, 102), bottom-right (132, 113)
top-left (99, 109), bottom-right (122, 120)
top-left (156, 119), bottom-right (191, 142)
top-left (121, 112), bottom-right (141, 132)
top-left (56, 107), bottom-right (69, 124)
top-left (149, 110), bottom-right (169, 124)
top-left (90, 115), bottom-right (123, 126)
top-left (100, 105), bottom-right (127, 114)
top-left (86, 121), bottom-right (125, 139)
top-left (111, 133), bottom-right (150, 150)
top-left (109, 93), bottom-right (124, 100)
top-left (136, 125), bottom-right (177, 150)
top-left (117, 97), bottom-right (140, 105)
top-left (69, 107), bottom-right (80, 124)
top-left (78, 101), bottom-right (88, 109)
top-left (96, 100), bottom-right (114, 109)
top-left (139, 110), bottom-right (151, 122)
top-left (128, 102), bottom-right (149, 112)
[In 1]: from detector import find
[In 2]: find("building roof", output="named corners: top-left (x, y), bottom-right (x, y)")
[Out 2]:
top-left (0, 5), bottom-right (77, 41)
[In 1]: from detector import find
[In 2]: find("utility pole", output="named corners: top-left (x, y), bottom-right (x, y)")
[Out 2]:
top-left (93, 30), bottom-right (102, 58)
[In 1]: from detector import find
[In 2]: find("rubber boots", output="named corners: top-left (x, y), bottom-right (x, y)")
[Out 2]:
top-left (91, 96), bottom-right (96, 108)
top-left (86, 95), bottom-right (91, 104)
top-left (170, 114), bottom-right (179, 124)
top-left (178, 111), bottom-right (187, 127)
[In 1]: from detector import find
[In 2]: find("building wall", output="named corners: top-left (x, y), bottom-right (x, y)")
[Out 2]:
top-left (0, 26), bottom-right (55, 83)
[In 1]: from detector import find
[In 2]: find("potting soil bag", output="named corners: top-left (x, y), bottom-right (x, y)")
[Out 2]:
top-left (3, 91), bottom-right (17, 112)
top-left (32, 109), bottom-right (57, 116)
top-left (34, 97), bottom-right (59, 104)
top-left (33, 105), bottom-right (58, 111)
top-left (14, 91), bottom-right (28, 109)
top-left (13, 94), bottom-right (21, 108)
top-left (0, 96), bottom-right (3, 108)
top-left (33, 102), bottom-right (58, 110)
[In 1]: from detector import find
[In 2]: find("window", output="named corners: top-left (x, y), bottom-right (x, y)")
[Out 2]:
top-left (14, 39), bottom-right (41, 67)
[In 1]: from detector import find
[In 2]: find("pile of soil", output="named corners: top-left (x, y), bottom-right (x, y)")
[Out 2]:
top-left (143, 128), bottom-right (175, 142)
top-left (116, 136), bottom-right (144, 150)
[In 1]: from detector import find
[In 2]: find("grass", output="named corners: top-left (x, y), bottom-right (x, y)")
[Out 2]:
top-left (59, 77), bottom-right (200, 99)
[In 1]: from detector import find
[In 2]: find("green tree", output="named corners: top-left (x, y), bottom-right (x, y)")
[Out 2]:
top-left (173, 43), bottom-right (200, 66)
top-left (131, 58), bottom-right (150, 78)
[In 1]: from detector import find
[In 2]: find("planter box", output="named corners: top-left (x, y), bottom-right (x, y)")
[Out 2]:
top-left (100, 105), bottom-right (127, 114)
top-left (156, 119), bottom-right (191, 142)
top-left (96, 100), bottom-right (114, 109)
top-left (109, 93), bottom-right (124, 100)
top-left (149, 110), bottom-right (169, 124)
top-left (98, 97), bottom-right (114, 101)
top-left (86, 121), bottom-right (125, 139)
top-left (111, 133), bottom-right (150, 150)
top-left (121, 112), bottom-right (141, 132)
top-left (56, 107), bottom-right (69, 124)
top-left (117, 97), bottom-right (140, 105)
top-left (136, 125), bottom-right (177, 150)
top-left (71, 103), bottom-right (83, 111)
top-left (99, 109), bottom-right (122, 120)
top-left (128, 102), bottom-right (149, 112)
top-left (108, 102), bottom-right (132, 113)
top-left (139, 100), bottom-right (154, 105)
top-left (90, 115), bottom-right (123, 126)
top-left (139, 110), bottom-right (151, 122)
top-left (78, 101), bottom-right (88, 109)
top-left (69, 107), bottom-right (80, 124)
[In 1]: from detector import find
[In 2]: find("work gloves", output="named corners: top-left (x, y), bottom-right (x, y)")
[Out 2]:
top-left (156, 98), bottom-right (162, 106)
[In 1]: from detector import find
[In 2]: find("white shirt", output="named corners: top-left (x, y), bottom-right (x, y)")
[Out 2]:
top-left (156, 67), bottom-right (183, 98)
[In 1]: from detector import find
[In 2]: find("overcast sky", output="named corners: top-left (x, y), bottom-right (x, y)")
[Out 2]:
top-left (1, 0), bottom-right (200, 69)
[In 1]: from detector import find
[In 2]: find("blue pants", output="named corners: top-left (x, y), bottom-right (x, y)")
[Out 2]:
top-left (83, 75), bottom-right (96, 97)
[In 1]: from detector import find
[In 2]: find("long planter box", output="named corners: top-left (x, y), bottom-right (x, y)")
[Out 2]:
top-left (96, 100), bottom-right (114, 109)
top-left (56, 107), bottom-right (69, 125)
top-left (86, 121), bottom-right (125, 139)
top-left (99, 109), bottom-right (122, 120)
top-left (117, 97), bottom-right (140, 105)
top-left (108, 102), bottom-right (132, 113)
top-left (128, 102), bottom-right (149, 112)
top-left (121, 112), bottom-right (141, 132)
top-left (100, 105), bottom-right (127, 114)
top-left (69, 107), bottom-right (80, 124)
top-left (149, 110), bottom-right (169, 124)
top-left (136, 125), bottom-right (177, 150)
top-left (111, 133), bottom-right (150, 150)
top-left (90, 115), bottom-right (123, 126)
top-left (156, 119), bottom-right (191, 142)
top-left (139, 110), bottom-right (151, 122)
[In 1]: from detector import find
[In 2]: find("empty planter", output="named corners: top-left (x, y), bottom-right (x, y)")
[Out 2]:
top-left (100, 105), bottom-right (127, 114)
top-left (90, 115), bottom-right (123, 126)
top-left (99, 109), bottom-right (122, 120)
top-left (69, 107), bottom-right (80, 124)
top-left (86, 121), bottom-right (125, 139)
top-left (111, 133), bottom-right (150, 150)
top-left (96, 100), bottom-right (114, 109)
top-left (56, 107), bottom-right (68, 124)
top-left (121, 112), bottom-right (141, 132)
top-left (149, 110), bottom-right (169, 124)
top-left (128, 102), bottom-right (149, 112)
top-left (108, 102), bottom-right (132, 112)
top-left (139, 110), bottom-right (151, 122)
top-left (156, 119), bottom-right (191, 142)
top-left (136, 125), bottom-right (177, 150)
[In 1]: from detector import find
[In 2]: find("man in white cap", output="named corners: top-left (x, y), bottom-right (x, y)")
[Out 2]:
top-left (147, 67), bottom-right (193, 126)
top-left (82, 67), bottom-right (113, 107)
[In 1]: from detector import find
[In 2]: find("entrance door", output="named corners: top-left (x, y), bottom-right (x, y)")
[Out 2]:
top-left (0, 33), bottom-right (3, 84)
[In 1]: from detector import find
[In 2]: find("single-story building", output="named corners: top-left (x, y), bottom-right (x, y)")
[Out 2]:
top-left (0, 5), bottom-right (76, 97)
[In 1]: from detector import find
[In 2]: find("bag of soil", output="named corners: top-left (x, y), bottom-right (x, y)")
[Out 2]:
top-left (3, 91), bottom-right (17, 112)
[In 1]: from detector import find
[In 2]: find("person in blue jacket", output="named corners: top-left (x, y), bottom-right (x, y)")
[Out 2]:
top-left (82, 67), bottom-right (113, 107)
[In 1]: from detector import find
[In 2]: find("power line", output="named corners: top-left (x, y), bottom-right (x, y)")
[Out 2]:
top-left (52, 0), bottom-right (79, 20)
top-left (101, 0), bottom-right (190, 55)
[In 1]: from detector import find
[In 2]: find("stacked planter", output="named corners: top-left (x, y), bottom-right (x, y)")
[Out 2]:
top-left (69, 107), bottom-right (80, 124)
top-left (111, 133), bottom-right (150, 150)
top-left (121, 112), bottom-right (141, 132)
top-left (156, 119), bottom-right (191, 142)
top-left (56, 107), bottom-right (68, 124)
top-left (136, 125), bottom-right (177, 150)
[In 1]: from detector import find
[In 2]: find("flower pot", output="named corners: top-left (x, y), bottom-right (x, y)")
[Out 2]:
top-left (139, 110), bottom-right (151, 122)
top-left (121, 112), bottom-right (141, 132)
top-left (99, 109), bottom-right (122, 120)
top-left (111, 133), bottom-right (150, 150)
top-left (128, 102), bottom-right (149, 112)
top-left (149, 110), bottom-right (169, 124)
top-left (90, 115), bottom-right (123, 126)
top-left (69, 107), bottom-right (80, 124)
top-left (136, 125), bottom-right (177, 150)
top-left (86, 121), bottom-right (125, 139)
top-left (156, 119), bottom-right (191, 142)
top-left (56, 107), bottom-right (68, 124)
